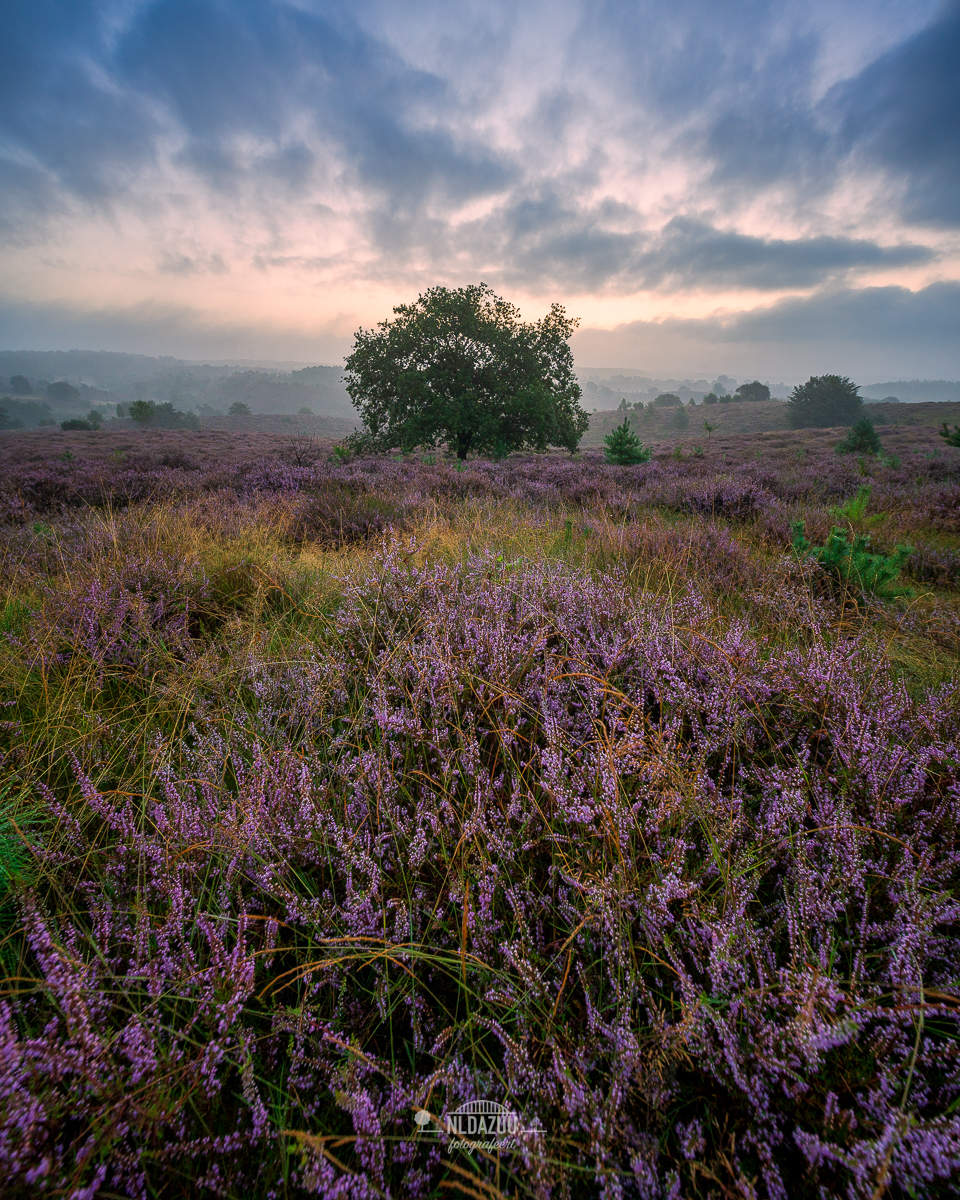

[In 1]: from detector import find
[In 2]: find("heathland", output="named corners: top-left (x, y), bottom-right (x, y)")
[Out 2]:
top-left (1, 414), bottom-right (958, 1197)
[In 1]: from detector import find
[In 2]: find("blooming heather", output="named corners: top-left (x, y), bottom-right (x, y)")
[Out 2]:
top-left (0, 442), bottom-right (957, 1198)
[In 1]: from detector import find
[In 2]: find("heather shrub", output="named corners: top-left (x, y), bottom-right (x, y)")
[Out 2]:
top-left (1, 545), bottom-right (958, 1198)
top-left (0, 440), bottom-right (958, 1198)
top-left (683, 475), bottom-right (776, 520)
top-left (286, 483), bottom-right (413, 547)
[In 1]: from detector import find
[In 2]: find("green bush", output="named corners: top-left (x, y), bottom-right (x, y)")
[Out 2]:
top-left (791, 520), bottom-right (911, 600)
top-left (129, 400), bottom-right (199, 429)
top-left (939, 421), bottom-right (960, 448)
top-left (787, 375), bottom-right (863, 428)
top-left (836, 417), bottom-right (881, 456)
top-left (829, 484), bottom-right (872, 522)
top-left (60, 418), bottom-right (93, 431)
top-left (603, 419), bottom-right (651, 465)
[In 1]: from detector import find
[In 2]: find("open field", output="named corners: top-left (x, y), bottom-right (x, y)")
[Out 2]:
top-left (1, 421), bottom-right (959, 1197)
top-left (581, 400), bottom-right (960, 447)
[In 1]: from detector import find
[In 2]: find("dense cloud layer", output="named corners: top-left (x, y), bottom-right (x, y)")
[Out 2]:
top-left (0, 0), bottom-right (956, 373)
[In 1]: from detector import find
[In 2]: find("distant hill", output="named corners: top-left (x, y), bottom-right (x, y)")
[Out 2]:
top-left (861, 380), bottom-right (960, 403)
top-left (0, 350), bottom-right (233, 389)
top-left (0, 350), bottom-right (356, 419)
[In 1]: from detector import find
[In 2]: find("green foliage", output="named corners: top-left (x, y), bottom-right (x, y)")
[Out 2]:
top-left (672, 404), bottom-right (689, 429)
top-left (702, 418), bottom-right (717, 437)
top-left (128, 399), bottom-right (154, 424)
top-left (60, 418), bottom-right (93, 431)
top-left (653, 392), bottom-right (681, 407)
top-left (939, 421), bottom-right (960, 448)
top-left (836, 417), bottom-right (882, 456)
top-left (829, 484), bottom-right (872, 522)
top-left (787, 374), bottom-right (863, 429)
top-left (344, 282), bottom-right (588, 460)
top-left (603, 419), bottom-right (651, 465)
top-left (702, 392), bottom-right (718, 405)
top-left (229, 401), bottom-right (252, 417)
top-left (9, 374), bottom-right (32, 395)
top-left (0, 795), bottom-right (31, 978)
top-left (791, 520), bottom-right (911, 600)
top-left (129, 399), bottom-right (199, 429)
top-left (46, 380), bottom-right (81, 402)
top-left (0, 398), bottom-right (52, 427)
top-left (297, 406), bottom-right (313, 415)
top-left (0, 405), bottom-right (21, 430)
top-left (735, 380), bottom-right (771, 402)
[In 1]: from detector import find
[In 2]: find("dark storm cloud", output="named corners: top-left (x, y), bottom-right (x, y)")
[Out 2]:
top-left (0, 0), bottom-right (515, 231)
top-left (574, 281), bottom-right (960, 378)
top-left (617, 280), bottom-right (960, 348)
top-left (485, 205), bottom-right (933, 293)
top-left (0, 1), bottom-right (161, 222)
top-left (719, 280), bottom-right (960, 346)
top-left (632, 218), bottom-right (934, 291)
top-left (0, 0), bottom-right (955, 371)
top-left (831, 1), bottom-right (960, 227)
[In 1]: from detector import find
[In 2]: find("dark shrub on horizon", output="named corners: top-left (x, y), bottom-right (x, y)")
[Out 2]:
top-left (787, 374), bottom-right (863, 428)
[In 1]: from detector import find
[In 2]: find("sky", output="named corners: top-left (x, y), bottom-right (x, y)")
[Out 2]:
top-left (1, 0), bottom-right (958, 381)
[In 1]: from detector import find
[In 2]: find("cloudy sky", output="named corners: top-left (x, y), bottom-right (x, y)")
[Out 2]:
top-left (1, 0), bottom-right (958, 379)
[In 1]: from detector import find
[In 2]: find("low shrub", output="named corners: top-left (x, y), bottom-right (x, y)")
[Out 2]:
top-left (791, 520), bottom-right (912, 599)
top-left (836, 417), bottom-right (882, 456)
top-left (603, 419), bottom-right (651, 465)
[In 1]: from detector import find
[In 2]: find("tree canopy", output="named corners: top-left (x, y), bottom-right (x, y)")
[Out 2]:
top-left (653, 392), bottom-right (681, 407)
top-left (129, 399), bottom-right (198, 429)
top-left (787, 375), bottom-right (863, 428)
top-left (735, 380), bottom-right (771, 402)
top-left (46, 381), bottom-right (80, 401)
top-left (344, 283), bottom-right (589, 460)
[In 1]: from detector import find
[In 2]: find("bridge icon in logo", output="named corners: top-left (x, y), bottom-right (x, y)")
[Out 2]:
top-left (414, 1099), bottom-right (543, 1151)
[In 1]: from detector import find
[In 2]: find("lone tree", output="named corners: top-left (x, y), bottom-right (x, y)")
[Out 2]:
top-left (46, 381), bottom-right (81, 402)
top-left (735, 380), bottom-right (771, 402)
top-left (344, 283), bottom-right (589, 460)
top-left (836, 416), bottom-right (882, 456)
top-left (787, 375), bottom-right (863, 428)
top-left (604, 419), bottom-right (651, 465)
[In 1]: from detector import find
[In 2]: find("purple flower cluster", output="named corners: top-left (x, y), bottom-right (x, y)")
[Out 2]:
top-left (2, 441), bottom-right (957, 527)
top-left (2, 535), bottom-right (958, 1197)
